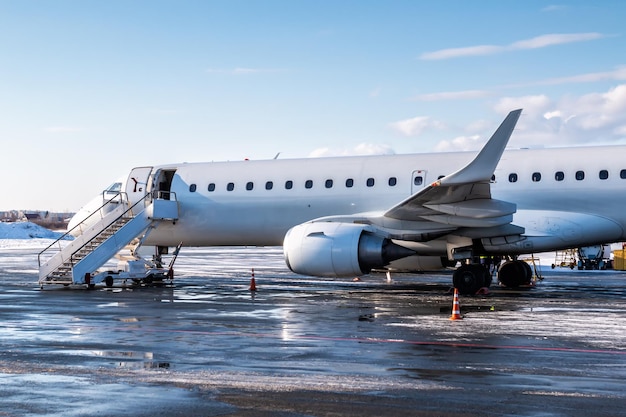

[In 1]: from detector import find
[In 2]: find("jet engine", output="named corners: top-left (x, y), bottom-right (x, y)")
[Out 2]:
top-left (283, 222), bottom-right (414, 277)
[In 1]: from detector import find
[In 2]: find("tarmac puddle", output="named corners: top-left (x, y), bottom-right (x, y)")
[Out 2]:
top-left (521, 306), bottom-right (622, 313)
top-left (216, 307), bottom-right (287, 320)
top-left (0, 371), bottom-right (233, 416)
top-left (58, 349), bottom-right (172, 369)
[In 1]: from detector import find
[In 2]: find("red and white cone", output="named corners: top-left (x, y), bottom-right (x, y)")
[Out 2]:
top-left (450, 288), bottom-right (462, 320)
top-left (249, 268), bottom-right (257, 291)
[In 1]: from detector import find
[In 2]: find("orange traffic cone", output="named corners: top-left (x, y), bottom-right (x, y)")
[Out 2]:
top-left (249, 268), bottom-right (257, 291)
top-left (450, 288), bottom-right (462, 320)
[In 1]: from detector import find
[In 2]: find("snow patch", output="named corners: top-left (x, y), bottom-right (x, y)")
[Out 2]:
top-left (0, 222), bottom-right (68, 240)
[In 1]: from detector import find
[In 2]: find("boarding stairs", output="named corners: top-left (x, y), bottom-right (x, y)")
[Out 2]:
top-left (38, 191), bottom-right (178, 287)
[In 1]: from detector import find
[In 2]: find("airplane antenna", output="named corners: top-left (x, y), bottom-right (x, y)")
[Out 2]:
top-left (273, 152), bottom-right (281, 160)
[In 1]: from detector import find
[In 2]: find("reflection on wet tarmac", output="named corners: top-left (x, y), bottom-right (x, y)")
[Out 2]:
top-left (1, 243), bottom-right (626, 416)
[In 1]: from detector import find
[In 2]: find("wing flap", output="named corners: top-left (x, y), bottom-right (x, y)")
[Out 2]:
top-left (424, 199), bottom-right (516, 219)
top-left (420, 213), bottom-right (513, 228)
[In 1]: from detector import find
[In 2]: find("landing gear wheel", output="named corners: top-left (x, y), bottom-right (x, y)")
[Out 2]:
top-left (105, 276), bottom-right (114, 288)
top-left (453, 264), bottom-right (487, 295)
top-left (521, 261), bottom-right (532, 284)
top-left (498, 260), bottom-right (532, 288)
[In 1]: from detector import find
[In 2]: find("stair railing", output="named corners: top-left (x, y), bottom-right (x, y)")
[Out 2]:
top-left (38, 192), bottom-right (133, 267)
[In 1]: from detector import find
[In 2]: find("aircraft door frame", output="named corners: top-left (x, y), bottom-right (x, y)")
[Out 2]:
top-left (151, 169), bottom-right (177, 201)
top-left (126, 166), bottom-right (153, 207)
top-left (411, 170), bottom-right (427, 194)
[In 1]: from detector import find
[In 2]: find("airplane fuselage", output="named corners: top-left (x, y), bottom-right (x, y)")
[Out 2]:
top-left (115, 145), bottom-right (626, 252)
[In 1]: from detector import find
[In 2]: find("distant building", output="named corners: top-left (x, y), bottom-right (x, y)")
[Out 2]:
top-left (24, 213), bottom-right (42, 221)
top-left (0, 210), bottom-right (74, 231)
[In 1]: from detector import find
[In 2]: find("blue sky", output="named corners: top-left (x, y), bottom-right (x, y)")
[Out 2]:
top-left (1, 1), bottom-right (625, 211)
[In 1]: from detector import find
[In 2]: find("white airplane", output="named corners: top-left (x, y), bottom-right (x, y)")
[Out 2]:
top-left (45, 109), bottom-right (626, 292)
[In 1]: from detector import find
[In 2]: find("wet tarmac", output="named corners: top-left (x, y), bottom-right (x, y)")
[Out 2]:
top-left (1, 241), bottom-right (626, 416)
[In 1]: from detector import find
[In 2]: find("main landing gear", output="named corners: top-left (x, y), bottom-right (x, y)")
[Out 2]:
top-left (452, 264), bottom-right (492, 295)
top-left (452, 258), bottom-right (534, 295)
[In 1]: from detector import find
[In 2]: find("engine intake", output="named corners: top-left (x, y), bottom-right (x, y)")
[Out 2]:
top-left (283, 222), bottom-right (414, 277)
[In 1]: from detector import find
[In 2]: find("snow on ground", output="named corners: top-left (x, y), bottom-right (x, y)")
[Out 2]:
top-left (0, 222), bottom-right (69, 249)
top-left (0, 222), bottom-right (67, 240)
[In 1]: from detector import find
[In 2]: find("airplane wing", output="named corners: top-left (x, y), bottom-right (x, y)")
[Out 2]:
top-left (383, 109), bottom-right (522, 228)
top-left (283, 110), bottom-right (524, 278)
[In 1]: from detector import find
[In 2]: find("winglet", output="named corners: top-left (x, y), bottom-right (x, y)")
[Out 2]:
top-left (435, 109), bottom-right (522, 186)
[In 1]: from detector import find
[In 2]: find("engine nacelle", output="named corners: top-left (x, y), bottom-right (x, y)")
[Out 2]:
top-left (283, 222), bottom-right (414, 277)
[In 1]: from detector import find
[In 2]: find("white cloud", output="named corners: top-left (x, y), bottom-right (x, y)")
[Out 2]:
top-left (521, 66), bottom-right (626, 86)
top-left (493, 84), bottom-right (626, 147)
top-left (412, 67), bottom-right (626, 103)
top-left (309, 143), bottom-right (395, 157)
top-left (389, 116), bottom-right (446, 137)
top-left (542, 5), bottom-right (567, 12)
top-left (233, 67), bottom-right (267, 74)
top-left (424, 84), bottom-right (626, 151)
top-left (493, 94), bottom-right (552, 116)
top-left (420, 45), bottom-right (502, 60)
top-left (543, 110), bottom-right (563, 120)
top-left (510, 33), bottom-right (603, 49)
top-left (410, 89), bottom-right (490, 102)
top-left (434, 135), bottom-right (482, 152)
top-left (420, 32), bottom-right (605, 60)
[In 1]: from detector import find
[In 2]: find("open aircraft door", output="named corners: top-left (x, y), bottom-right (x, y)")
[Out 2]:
top-left (411, 170), bottom-right (427, 194)
top-left (126, 166), bottom-right (153, 207)
top-left (151, 169), bottom-right (177, 200)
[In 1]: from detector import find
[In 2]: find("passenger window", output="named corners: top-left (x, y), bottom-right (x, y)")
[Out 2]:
top-left (345, 178), bottom-right (354, 188)
top-left (189, 184), bottom-right (197, 192)
top-left (366, 178), bottom-right (375, 187)
top-left (305, 180), bottom-right (313, 189)
top-left (532, 172), bottom-right (541, 182)
top-left (388, 177), bottom-right (397, 186)
top-left (265, 181), bottom-right (273, 190)
top-left (621, 170), bottom-right (626, 179)
top-left (599, 170), bottom-right (609, 180)
top-left (208, 183), bottom-right (216, 192)
top-left (575, 171), bottom-right (585, 181)
top-left (509, 173), bottom-right (518, 183)
top-left (555, 171), bottom-right (564, 181)
top-left (491, 175), bottom-right (496, 182)
top-left (246, 182), bottom-right (254, 191)
top-left (227, 182), bottom-right (235, 191)
top-left (325, 179), bottom-right (333, 189)
top-left (285, 180), bottom-right (293, 190)
top-left (414, 176), bottom-right (423, 186)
